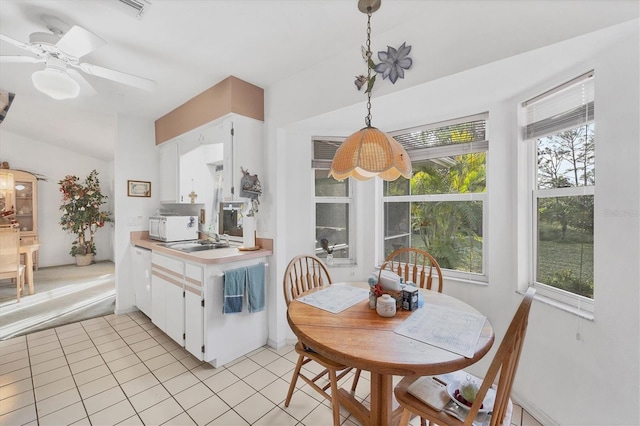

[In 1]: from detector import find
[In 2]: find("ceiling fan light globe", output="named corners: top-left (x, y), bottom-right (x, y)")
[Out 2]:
top-left (32, 68), bottom-right (80, 100)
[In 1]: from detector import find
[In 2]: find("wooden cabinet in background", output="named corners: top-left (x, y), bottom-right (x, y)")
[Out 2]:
top-left (5, 170), bottom-right (39, 268)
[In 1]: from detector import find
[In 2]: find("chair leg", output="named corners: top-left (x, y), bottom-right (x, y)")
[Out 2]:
top-left (328, 368), bottom-right (341, 426)
top-left (17, 274), bottom-right (23, 302)
top-left (399, 408), bottom-right (412, 426)
top-left (350, 368), bottom-right (361, 393)
top-left (285, 354), bottom-right (305, 407)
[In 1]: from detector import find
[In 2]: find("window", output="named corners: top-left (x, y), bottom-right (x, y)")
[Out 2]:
top-left (522, 71), bottom-right (594, 310)
top-left (382, 113), bottom-right (488, 281)
top-left (313, 138), bottom-right (354, 264)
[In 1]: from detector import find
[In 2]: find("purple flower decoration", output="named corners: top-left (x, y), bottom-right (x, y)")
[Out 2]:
top-left (374, 42), bottom-right (412, 84)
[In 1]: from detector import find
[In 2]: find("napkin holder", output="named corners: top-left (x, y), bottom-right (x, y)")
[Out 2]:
top-left (378, 269), bottom-right (402, 291)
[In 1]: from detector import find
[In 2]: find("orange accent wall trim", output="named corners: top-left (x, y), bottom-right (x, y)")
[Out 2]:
top-left (154, 76), bottom-right (264, 145)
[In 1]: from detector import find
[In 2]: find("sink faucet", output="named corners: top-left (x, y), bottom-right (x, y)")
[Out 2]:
top-left (205, 224), bottom-right (220, 242)
top-left (204, 224), bottom-right (230, 245)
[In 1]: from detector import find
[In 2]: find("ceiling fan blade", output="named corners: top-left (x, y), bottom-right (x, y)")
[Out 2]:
top-left (0, 33), bottom-right (40, 54)
top-left (67, 68), bottom-right (98, 96)
top-left (0, 55), bottom-right (45, 63)
top-left (56, 25), bottom-right (106, 58)
top-left (77, 62), bottom-right (156, 92)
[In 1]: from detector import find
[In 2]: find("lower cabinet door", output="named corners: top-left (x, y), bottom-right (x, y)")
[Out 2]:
top-left (164, 279), bottom-right (185, 346)
top-left (150, 272), bottom-right (166, 331)
top-left (184, 288), bottom-right (204, 360)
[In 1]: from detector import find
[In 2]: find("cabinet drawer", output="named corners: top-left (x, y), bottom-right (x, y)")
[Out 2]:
top-left (152, 252), bottom-right (184, 277)
top-left (185, 263), bottom-right (203, 286)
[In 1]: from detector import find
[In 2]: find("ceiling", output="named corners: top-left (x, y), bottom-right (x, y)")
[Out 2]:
top-left (0, 0), bottom-right (638, 161)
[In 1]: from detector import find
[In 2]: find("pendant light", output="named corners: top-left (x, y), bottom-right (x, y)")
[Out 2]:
top-left (329, 0), bottom-right (412, 181)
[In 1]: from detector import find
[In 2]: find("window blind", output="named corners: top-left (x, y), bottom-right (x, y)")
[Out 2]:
top-left (523, 70), bottom-right (594, 140)
top-left (312, 138), bottom-right (344, 169)
top-left (391, 113), bottom-right (488, 154)
top-left (312, 113), bottom-right (488, 168)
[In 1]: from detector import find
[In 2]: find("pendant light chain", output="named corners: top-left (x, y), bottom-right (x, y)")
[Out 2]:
top-left (365, 9), bottom-right (373, 128)
top-left (329, 0), bottom-right (413, 182)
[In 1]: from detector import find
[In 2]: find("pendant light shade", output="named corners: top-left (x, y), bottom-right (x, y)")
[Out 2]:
top-left (330, 126), bottom-right (411, 181)
top-left (329, 0), bottom-right (412, 181)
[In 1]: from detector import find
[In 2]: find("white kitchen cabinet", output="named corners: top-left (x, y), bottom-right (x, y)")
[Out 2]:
top-left (158, 140), bottom-right (179, 203)
top-left (156, 113), bottom-right (263, 212)
top-left (184, 263), bottom-right (205, 358)
top-left (164, 275), bottom-right (185, 345)
top-left (131, 246), bottom-right (152, 318)
top-left (202, 258), bottom-right (268, 367)
top-left (151, 271), bottom-right (166, 331)
top-left (151, 252), bottom-right (187, 346)
top-left (221, 115), bottom-right (263, 201)
top-left (150, 250), bottom-right (268, 365)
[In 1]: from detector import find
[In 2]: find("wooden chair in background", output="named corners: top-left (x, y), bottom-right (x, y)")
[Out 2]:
top-left (380, 247), bottom-right (444, 292)
top-left (283, 254), bottom-right (360, 426)
top-left (0, 227), bottom-right (26, 302)
top-left (394, 287), bottom-right (536, 426)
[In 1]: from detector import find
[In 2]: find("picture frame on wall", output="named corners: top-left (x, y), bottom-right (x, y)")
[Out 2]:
top-left (127, 180), bottom-right (151, 197)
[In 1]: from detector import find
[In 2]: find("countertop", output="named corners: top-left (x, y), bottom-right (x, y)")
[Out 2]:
top-left (130, 231), bottom-right (273, 265)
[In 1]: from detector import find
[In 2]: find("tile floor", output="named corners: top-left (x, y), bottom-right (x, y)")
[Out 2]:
top-left (0, 311), bottom-right (543, 425)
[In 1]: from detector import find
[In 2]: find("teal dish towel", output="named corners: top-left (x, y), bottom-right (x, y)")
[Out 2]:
top-left (223, 267), bottom-right (245, 314)
top-left (246, 263), bottom-right (265, 313)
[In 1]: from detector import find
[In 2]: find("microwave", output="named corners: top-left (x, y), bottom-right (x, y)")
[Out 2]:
top-left (149, 215), bottom-right (198, 242)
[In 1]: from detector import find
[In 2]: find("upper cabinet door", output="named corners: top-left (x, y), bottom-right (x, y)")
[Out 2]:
top-left (157, 113), bottom-right (265, 205)
top-left (158, 140), bottom-right (179, 203)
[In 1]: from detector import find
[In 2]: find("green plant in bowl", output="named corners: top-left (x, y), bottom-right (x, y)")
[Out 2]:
top-left (461, 381), bottom-right (479, 403)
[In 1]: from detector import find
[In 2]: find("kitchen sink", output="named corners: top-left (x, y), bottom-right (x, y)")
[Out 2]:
top-left (161, 240), bottom-right (230, 253)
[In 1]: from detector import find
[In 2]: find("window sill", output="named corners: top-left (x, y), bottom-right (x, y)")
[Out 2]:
top-left (326, 262), bottom-right (357, 268)
top-left (517, 289), bottom-right (595, 321)
top-left (444, 275), bottom-right (489, 286)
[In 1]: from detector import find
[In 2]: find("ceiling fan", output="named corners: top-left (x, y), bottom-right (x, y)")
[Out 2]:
top-left (0, 16), bottom-right (156, 99)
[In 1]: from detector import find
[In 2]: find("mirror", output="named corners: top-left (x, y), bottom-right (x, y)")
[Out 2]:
top-left (219, 201), bottom-right (245, 242)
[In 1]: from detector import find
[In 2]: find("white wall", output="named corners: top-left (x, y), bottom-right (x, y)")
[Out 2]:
top-left (510, 32), bottom-right (639, 426)
top-left (113, 114), bottom-right (159, 314)
top-left (267, 20), bottom-right (639, 426)
top-left (0, 129), bottom-right (113, 267)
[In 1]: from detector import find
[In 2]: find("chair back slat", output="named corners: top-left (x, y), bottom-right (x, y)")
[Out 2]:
top-left (0, 227), bottom-right (21, 274)
top-left (380, 248), bottom-right (443, 293)
top-left (283, 255), bottom-right (332, 305)
top-left (462, 287), bottom-right (535, 426)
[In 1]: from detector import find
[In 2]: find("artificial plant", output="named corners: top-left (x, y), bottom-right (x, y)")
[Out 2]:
top-left (59, 170), bottom-right (112, 257)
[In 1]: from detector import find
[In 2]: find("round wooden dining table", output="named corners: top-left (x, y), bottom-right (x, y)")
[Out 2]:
top-left (286, 282), bottom-right (495, 426)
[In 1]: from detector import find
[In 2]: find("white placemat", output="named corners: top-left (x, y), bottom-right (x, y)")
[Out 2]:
top-left (394, 303), bottom-right (486, 358)
top-left (297, 285), bottom-right (369, 314)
